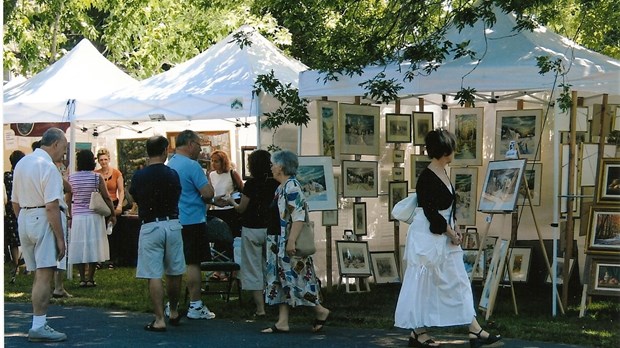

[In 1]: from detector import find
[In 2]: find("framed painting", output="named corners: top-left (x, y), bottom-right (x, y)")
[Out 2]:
top-left (386, 113), bottom-right (412, 143)
top-left (591, 104), bottom-right (619, 139)
top-left (503, 247), bottom-right (533, 283)
top-left (597, 158), bottom-right (620, 204)
top-left (342, 160), bottom-right (379, 198)
top-left (336, 241), bottom-right (372, 277)
top-left (392, 167), bottom-right (405, 181)
top-left (479, 159), bottom-right (527, 213)
top-left (483, 236), bottom-right (498, 274)
top-left (586, 206), bottom-right (620, 255)
top-left (450, 167), bottom-right (478, 226)
top-left (316, 100), bottom-right (340, 164)
top-left (322, 210), bottom-right (338, 226)
top-left (116, 138), bottom-right (148, 187)
top-left (580, 144), bottom-right (617, 186)
top-left (297, 156), bottom-right (337, 211)
top-left (339, 104), bottom-right (380, 156)
top-left (413, 112), bottom-right (434, 146)
top-left (353, 202), bottom-right (368, 236)
top-left (388, 181), bottom-right (409, 222)
top-left (463, 227), bottom-right (479, 249)
top-left (410, 154), bottom-right (431, 189)
top-left (518, 163), bottom-right (542, 206)
top-left (495, 109), bottom-right (542, 161)
top-left (393, 149), bottom-right (405, 163)
top-left (546, 257), bottom-right (575, 285)
top-left (240, 146), bottom-right (256, 180)
top-left (479, 238), bottom-right (509, 311)
top-left (370, 252), bottom-right (401, 283)
top-left (449, 107), bottom-right (484, 166)
top-left (590, 257), bottom-right (620, 296)
top-left (463, 249), bottom-right (485, 281)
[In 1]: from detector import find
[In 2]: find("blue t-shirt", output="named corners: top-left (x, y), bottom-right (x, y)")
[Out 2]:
top-left (167, 154), bottom-right (209, 225)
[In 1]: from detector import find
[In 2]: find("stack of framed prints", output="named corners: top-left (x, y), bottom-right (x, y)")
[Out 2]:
top-left (503, 247), bottom-right (533, 283)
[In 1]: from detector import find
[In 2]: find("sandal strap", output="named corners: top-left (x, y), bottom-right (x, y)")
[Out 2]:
top-left (469, 329), bottom-right (483, 337)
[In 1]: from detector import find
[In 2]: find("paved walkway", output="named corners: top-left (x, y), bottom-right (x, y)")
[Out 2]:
top-left (4, 302), bottom-right (586, 347)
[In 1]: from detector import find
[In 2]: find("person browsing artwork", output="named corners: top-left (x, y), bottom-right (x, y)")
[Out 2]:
top-left (130, 136), bottom-right (185, 332)
top-left (394, 129), bottom-right (501, 348)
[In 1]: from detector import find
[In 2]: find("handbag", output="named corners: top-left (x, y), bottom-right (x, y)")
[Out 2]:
top-left (391, 193), bottom-right (418, 224)
top-left (89, 174), bottom-right (111, 217)
top-left (283, 179), bottom-right (316, 257)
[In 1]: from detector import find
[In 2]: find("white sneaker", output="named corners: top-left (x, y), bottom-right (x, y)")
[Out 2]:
top-left (28, 323), bottom-right (67, 342)
top-left (164, 302), bottom-right (170, 317)
top-left (187, 305), bottom-right (216, 320)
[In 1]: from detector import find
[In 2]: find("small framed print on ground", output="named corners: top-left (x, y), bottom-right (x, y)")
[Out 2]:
top-left (503, 247), bottom-right (532, 283)
top-left (339, 104), bottom-right (380, 156)
top-left (463, 249), bottom-right (485, 281)
top-left (596, 158), bottom-right (620, 204)
top-left (370, 252), bottom-right (401, 283)
top-left (322, 210), bottom-right (338, 226)
top-left (586, 206), bottom-right (620, 255)
top-left (386, 113), bottom-right (412, 143)
top-left (388, 181), bottom-right (408, 222)
top-left (353, 202), bottom-right (367, 236)
top-left (336, 241), bottom-right (372, 277)
top-left (413, 112), bottom-right (434, 146)
top-left (463, 228), bottom-right (479, 249)
top-left (479, 239), bottom-right (509, 312)
top-left (589, 257), bottom-right (620, 296)
top-left (449, 107), bottom-right (484, 166)
top-left (342, 160), bottom-right (379, 198)
top-left (546, 257), bottom-right (575, 285)
top-left (479, 159), bottom-right (526, 213)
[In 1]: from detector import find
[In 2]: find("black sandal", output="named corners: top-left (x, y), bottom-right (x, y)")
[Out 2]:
top-left (469, 329), bottom-right (501, 348)
top-left (144, 320), bottom-right (166, 332)
top-left (409, 331), bottom-right (440, 347)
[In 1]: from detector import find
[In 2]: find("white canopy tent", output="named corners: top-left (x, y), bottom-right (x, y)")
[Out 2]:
top-left (299, 7), bottom-right (620, 99)
top-left (93, 25), bottom-right (308, 122)
top-left (3, 39), bottom-right (139, 123)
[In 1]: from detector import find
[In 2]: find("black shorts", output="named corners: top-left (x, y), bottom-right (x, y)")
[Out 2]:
top-left (181, 222), bottom-right (211, 265)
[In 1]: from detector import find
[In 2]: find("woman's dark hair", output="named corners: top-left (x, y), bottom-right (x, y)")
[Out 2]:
top-left (76, 150), bottom-right (96, 171)
top-left (248, 149), bottom-right (272, 179)
top-left (9, 150), bottom-right (25, 170)
top-left (425, 129), bottom-right (457, 159)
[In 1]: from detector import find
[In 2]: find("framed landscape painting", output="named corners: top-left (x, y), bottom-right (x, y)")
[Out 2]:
top-left (342, 160), bottom-right (379, 198)
top-left (336, 241), bottom-right (372, 277)
top-left (410, 154), bottom-right (431, 189)
top-left (597, 158), bottom-right (620, 204)
top-left (297, 156), bottom-right (337, 211)
top-left (586, 207), bottom-right (620, 255)
top-left (479, 159), bottom-right (526, 213)
top-left (546, 257), bottom-right (575, 285)
top-left (316, 100), bottom-right (340, 164)
top-left (353, 202), bottom-right (368, 236)
top-left (503, 247), bottom-right (532, 283)
top-left (339, 104), bottom-right (380, 156)
top-left (517, 163), bottom-right (542, 206)
top-left (449, 107), bottom-right (484, 166)
top-left (450, 167), bottom-right (478, 226)
top-left (413, 112), bottom-right (434, 146)
top-left (495, 109), bottom-right (542, 161)
top-left (386, 113), bottom-right (412, 143)
top-left (388, 181), bottom-right (409, 222)
top-left (590, 257), bottom-right (620, 296)
top-left (370, 252), bottom-right (401, 283)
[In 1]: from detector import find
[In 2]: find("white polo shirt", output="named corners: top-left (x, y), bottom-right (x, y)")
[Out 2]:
top-left (11, 148), bottom-right (67, 211)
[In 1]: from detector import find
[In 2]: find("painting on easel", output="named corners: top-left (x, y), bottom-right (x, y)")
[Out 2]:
top-left (478, 159), bottom-right (527, 213)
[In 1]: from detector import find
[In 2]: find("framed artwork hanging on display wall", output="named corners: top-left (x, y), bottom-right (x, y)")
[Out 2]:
top-left (296, 156), bottom-right (337, 211)
top-left (517, 162), bottom-right (542, 206)
top-left (339, 104), bottom-right (380, 156)
top-left (410, 154), bottom-right (431, 189)
top-left (385, 113), bottom-right (412, 143)
top-left (392, 167), bottom-right (405, 181)
top-left (316, 100), bottom-right (340, 164)
top-left (589, 256), bottom-right (620, 296)
top-left (322, 210), bottom-right (338, 226)
top-left (448, 107), bottom-right (484, 166)
top-left (388, 181), bottom-right (408, 222)
top-left (596, 158), bottom-right (620, 204)
top-left (450, 167), bottom-right (478, 226)
top-left (413, 112), bottom-right (434, 146)
top-left (353, 202), bottom-right (367, 236)
top-left (586, 206), bottom-right (620, 255)
top-left (495, 109), bottom-right (542, 161)
top-left (342, 160), bottom-right (379, 198)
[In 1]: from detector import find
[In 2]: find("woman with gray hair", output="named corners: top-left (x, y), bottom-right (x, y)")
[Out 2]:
top-left (262, 150), bottom-right (330, 334)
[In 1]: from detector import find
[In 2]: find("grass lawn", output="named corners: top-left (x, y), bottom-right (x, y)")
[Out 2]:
top-left (4, 265), bottom-right (619, 347)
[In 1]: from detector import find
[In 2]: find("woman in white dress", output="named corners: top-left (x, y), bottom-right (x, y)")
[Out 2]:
top-left (395, 129), bottom-right (501, 348)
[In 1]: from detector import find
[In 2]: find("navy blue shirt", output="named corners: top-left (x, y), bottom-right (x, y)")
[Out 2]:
top-left (129, 163), bottom-right (181, 221)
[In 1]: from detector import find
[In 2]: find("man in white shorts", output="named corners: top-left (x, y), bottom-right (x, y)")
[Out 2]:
top-left (11, 128), bottom-right (69, 342)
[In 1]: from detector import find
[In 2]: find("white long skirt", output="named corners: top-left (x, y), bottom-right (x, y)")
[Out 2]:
top-left (68, 213), bottom-right (109, 264)
top-left (394, 207), bottom-right (475, 329)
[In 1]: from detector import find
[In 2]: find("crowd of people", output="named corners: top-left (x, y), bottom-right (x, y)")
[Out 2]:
top-left (6, 126), bottom-right (501, 348)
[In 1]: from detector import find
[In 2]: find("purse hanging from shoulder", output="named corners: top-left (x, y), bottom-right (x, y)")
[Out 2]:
top-left (283, 179), bottom-right (316, 257)
top-left (89, 173), bottom-right (111, 217)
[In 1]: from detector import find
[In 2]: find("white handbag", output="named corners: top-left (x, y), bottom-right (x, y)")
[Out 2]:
top-left (89, 174), bottom-right (111, 217)
top-left (391, 193), bottom-right (418, 224)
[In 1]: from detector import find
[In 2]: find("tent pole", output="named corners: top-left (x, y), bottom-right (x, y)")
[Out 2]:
top-left (552, 95), bottom-right (561, 317)
top-left (255, 94), bottom-right (261, 149)
top-left (67, 99), bottom-right (76, 281)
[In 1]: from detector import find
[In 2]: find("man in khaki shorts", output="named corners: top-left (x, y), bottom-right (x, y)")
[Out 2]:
top-left (11, 128), bottom-right (69, 342)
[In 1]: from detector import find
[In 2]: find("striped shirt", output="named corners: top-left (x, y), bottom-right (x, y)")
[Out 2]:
top-left (69, 171), bottom-right (100, 216)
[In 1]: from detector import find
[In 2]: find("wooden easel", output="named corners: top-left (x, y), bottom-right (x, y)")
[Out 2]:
top-left (470, 159), bottom-right (565, 319)
top-left (337, 275), bottom-right (371, 293)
